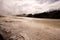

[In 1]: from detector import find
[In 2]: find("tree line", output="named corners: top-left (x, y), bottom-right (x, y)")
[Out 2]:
top-left (27, 10), bottom-right (60, 19)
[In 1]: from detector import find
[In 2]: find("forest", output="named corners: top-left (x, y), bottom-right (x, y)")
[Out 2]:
top-left (27, 10), bottom-right (60, 19)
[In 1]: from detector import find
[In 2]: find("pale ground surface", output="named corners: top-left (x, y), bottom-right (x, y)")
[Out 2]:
top-left (0, 16), bottom-right (60, 40)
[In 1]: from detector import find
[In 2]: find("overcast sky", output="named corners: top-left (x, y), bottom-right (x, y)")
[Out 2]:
top-left (0, 0), bottom-right (60, 15)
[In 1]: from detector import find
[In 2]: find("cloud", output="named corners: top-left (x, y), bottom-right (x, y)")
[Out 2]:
top-left (0, 0), bottom-right (60, 15)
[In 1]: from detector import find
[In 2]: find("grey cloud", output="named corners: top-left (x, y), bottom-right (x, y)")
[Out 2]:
top-left (0, 0), bottom-right (60, 15)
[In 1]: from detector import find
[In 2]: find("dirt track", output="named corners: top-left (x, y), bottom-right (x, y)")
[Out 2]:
top-left (0, 16), bottom-right (60, 40)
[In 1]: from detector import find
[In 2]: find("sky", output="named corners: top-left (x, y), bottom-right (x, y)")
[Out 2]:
top-left (0, 0), bottom-right (60, 15)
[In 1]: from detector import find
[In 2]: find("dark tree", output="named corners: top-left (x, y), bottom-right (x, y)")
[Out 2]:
top-left (26, 10), bottom-right (60, 19)
top-left (27, 14), bottom-right (33, 17)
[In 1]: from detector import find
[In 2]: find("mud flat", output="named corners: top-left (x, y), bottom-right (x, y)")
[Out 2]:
top-left (0, 16), bottom-right (60, 40)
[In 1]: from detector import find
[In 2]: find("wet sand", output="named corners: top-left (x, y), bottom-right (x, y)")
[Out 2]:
top-left (0, 16), bottom-right (60, 40)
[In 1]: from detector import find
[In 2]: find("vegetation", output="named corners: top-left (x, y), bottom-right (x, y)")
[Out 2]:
top-left (27, 10), bottom-right (60, 19)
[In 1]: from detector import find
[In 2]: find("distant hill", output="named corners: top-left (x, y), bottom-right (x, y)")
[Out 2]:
top-left (27, 10), bottom-right (60, 19)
